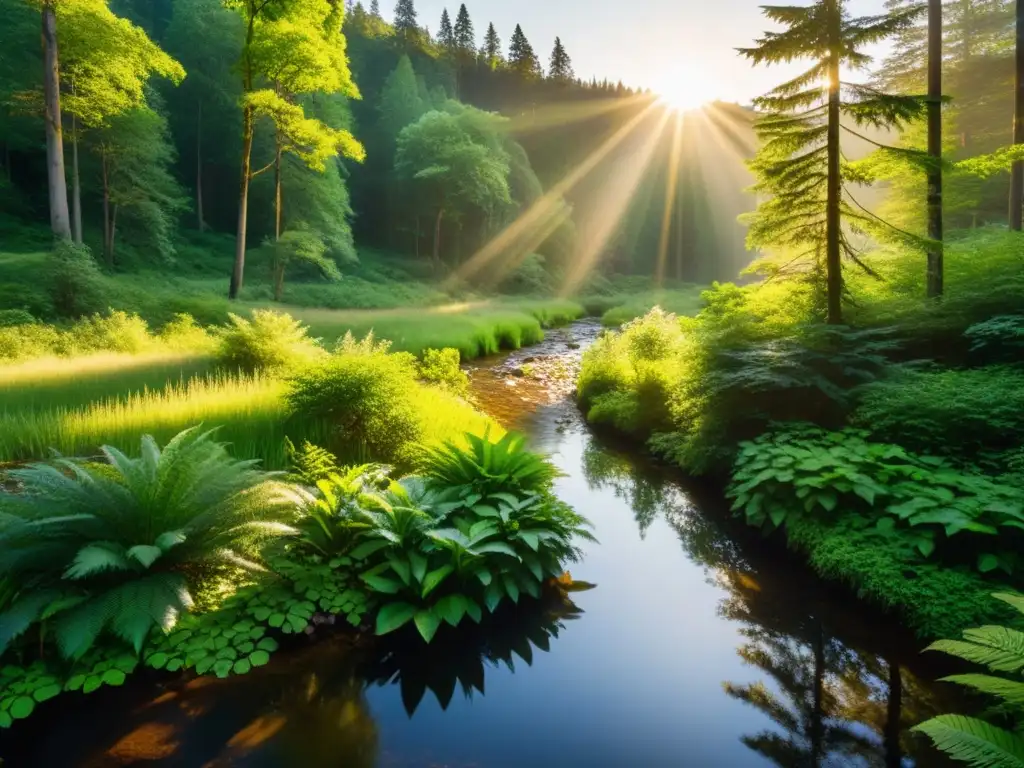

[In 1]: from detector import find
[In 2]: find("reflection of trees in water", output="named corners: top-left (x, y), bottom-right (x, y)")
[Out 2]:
top-left (581, 434), bottom-right (950, 767)
top-left (26, 589), bottom-right (585, 767)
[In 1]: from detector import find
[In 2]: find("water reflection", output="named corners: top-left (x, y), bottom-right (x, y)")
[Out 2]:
top-left (580, 435), bottom-right (955, 768)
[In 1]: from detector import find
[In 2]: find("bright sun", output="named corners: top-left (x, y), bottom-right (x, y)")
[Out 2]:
top-left (655, 73), bottom-right (722, 112)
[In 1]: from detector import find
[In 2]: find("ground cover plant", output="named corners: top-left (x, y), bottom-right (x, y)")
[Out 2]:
top-left (0, 422), bottom-right (591, 729)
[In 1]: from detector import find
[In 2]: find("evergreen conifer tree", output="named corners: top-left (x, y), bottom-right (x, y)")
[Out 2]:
top-left (437, 8), bottom-right (454, 50)
top-left (508, 24), bottom-right (541, 79)
top-left (393, 0), bottom-right (417, 37)
top-left (454, 4), bottom-right (474, 55)
top-left (548, 37), bottom-right (573, 82)
top-left (482, 22), bottom-right (502, 69)
top-left (740, 0), bottom-right (926, 324)
top-left (369, 0), bottom-right (380, 17)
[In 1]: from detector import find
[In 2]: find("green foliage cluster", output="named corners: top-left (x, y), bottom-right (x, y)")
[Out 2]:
top-left (217, 309), bottom-right (326, 373)
top-left (287, 343), bottom-right (421, 462)
top-left (729, 426), bottom-right (1024, 575)
top-left (0, 428), bottom-right (297, 660)
top-left (0, 422), bottom-right (585, 726)
top-left (418, 348), bottom-right (469, 396)
top-left (914, 594), bottom-right (1024, 767)
top-left (964, 315), bottom-right (1024, 364)
top-left (853, 367), bottom-right (1024, 464)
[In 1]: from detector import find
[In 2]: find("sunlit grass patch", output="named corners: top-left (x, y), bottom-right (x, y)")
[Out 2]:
top-left (411, 385), bottom-right (503, 450)
top-left (279, 299), bottom-right (584, 359)
top-left (595, 286), bottom-right (707, 326)
top-left (0, 351), bottom-right (216, 413)
top-left (0, 372), bottom-right (326, 467)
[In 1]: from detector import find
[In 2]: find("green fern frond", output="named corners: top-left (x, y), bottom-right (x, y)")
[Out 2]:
top-left (927, 628), bottom-right (1024, 674)
top-left (940, 675), bottom-right (1024, 707)
top-left (913, 715), bottom-right (1024, 767)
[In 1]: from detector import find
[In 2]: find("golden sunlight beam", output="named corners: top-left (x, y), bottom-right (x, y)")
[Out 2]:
top-left (447, 99), bottom-right (663, 288)
top-left (655, 111), bottom-right (685, 286)
top-left (503, 95), bottom-right (650, 136)
top-left (560, 107), bottom-right (674, 296)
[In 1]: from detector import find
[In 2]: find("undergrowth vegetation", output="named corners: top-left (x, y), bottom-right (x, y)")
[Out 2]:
top-left (0, 424), bottom-right (589, 728)
top-left (577, 228), bottom-right (1024, 638)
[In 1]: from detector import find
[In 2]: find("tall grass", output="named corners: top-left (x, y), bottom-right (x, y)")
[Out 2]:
top-left (0, 368), bottom-right (502, 469)
top-left (0, 351), bottom-right (215, 413)
top-left (282, 299), bottom-right (584, 359)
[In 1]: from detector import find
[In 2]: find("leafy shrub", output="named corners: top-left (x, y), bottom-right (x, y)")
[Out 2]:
top-left (914, 593), bottom-right (1024, 767)
top-left (853, 367), bottom-right (1024, 464)
top-left (287, 349), bottom-right (422, 462)
top-left (60, 310), bottom-right (153, 355)
top-left (46, 240), bottom-right (104, 318)
top-left (0, 324), bottom-right (61, 363)
top-left (964, 315), bottom-right (1024, 364)
top-left (418, 348), bottom-right (469, 395)
top-left (0, 310), bottom-right (36, 328)
top-left (158, 313), bottom-right (217, 353)
top-left (0, 427), bottom-right (299, 659)
top-left (218, 310), bottom-right (324, 373)
top-left (419, 431), bottom-right (558, 497)
top-left (728, 425), bottom-right (1024, 574)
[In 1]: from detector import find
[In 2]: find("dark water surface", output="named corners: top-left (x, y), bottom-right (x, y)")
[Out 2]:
top-left (2, 322), bottom-right (960, 767)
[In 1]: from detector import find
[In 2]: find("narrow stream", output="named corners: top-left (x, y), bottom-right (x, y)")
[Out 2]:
top-left (2, 322), bottom-right (961, 767)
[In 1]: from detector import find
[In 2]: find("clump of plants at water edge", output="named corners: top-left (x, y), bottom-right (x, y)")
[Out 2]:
top-left (727, 425), bottom-right (1024, 575)
top-left (418, 347), bottom-right (469, 396)
top-left (914, 593), bottom-right (1024, 766)
top-left (0, 426), bottom-right (589, 726)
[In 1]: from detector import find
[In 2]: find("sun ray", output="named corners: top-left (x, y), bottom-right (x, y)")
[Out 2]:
top-left (559, 107), bottom-right (674, 296)
top-left (655, 111), bottom-right (685, 287)
top-left (503, 94), bottom-right (651, 136)
top-left (446, 99), bottom-right (663, 288)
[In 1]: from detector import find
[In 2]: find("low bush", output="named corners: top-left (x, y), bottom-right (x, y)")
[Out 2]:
top-left (853, 366), bottom-right (1024, 465)
top-left (217, 310), bottom-right (325, 373)
top-left (418, 348), bottom-right (469, 395)
top-left (0, 310), bottom-right (36, 328)
top-left (964, 314), bottom-right (1024, 364)
top-left (46, 241), bottom-right (104, 318)
top-left (0, 324), bottom-right (62, 363)
top-left (728, 425), bottom-right (1024, 576)
top-left (287, 347), bottom-right (422, 463)
top-left (158, 313), bottom-right (217, 353)
top-left (59, 310), bottom-right (153, 356)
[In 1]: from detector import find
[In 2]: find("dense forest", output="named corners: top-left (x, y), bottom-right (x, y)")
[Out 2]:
top-left (0, 0), bottom-right (755, 296)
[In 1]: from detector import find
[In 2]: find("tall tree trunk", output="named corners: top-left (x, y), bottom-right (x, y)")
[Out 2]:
top-left (230, 18), bottom-right (257, 300)
top-left (433, 206), bottom-right (444, 274)
top-left (274, 133), bottom-right (282, 241)
top-left (1011, 0), bottom-right (1024, 230)
top-left (230, 102), bottom-right (254, 298)
top-left (196, 99), bottom-right (206, 233)
top-left (41, 0), bottom-right (71, 240)
top-left (71, 111), bottom-right (82, 245)
top-left (825, 0), bottom-right (843, 325)
top-left (885, 658), bottom-right (903, 768)
top-left (102, 154), bottom-right (112, 268)
top-left (926, 0), bottom-right (943, 297)
top-left (110, 203), bottom-right (118, 264)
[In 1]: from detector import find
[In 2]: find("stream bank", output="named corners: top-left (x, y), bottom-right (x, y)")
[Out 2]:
top-left (1, 321), bottom-right (962, 767)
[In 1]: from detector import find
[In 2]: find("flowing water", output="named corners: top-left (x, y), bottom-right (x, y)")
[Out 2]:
top-left (2, 322), bottom-right (962, 767)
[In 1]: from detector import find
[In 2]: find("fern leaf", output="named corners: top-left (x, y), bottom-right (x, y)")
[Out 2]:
top-left (941, 674), bottom-right (1024, 706)
top-left (913, 715), bottom-right (1024, 767)
top-left (927, 627), bottom-right (1024, 673)
top-left (0, 589), bottom-right (61, 653)
top-left (64, 542), bottom-right (132, 580)
top-left (992, 593), bottom-right (1024, 616)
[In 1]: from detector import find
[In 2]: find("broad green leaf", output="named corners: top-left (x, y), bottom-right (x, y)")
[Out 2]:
top-left (349, 539), bottom-right (390, 560)
top-left (421, 565), bottom-right (454, 598)
top-left (408, 551), bottom-right (428, 584)
top-left (375, 602), bottom-right (418, 635)
top-left (978, 554), bottom-right (1000, 573)
top-left (361, 574), bottom-right (403, 594)
top-left (127, 545), bottom-right (164, 568)
top-left (435, 594), bottom-right (468, 626)
top-left (9, 696), bottom-right (34, 720)
top-left (414, 609), bottom-right (442, 643)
